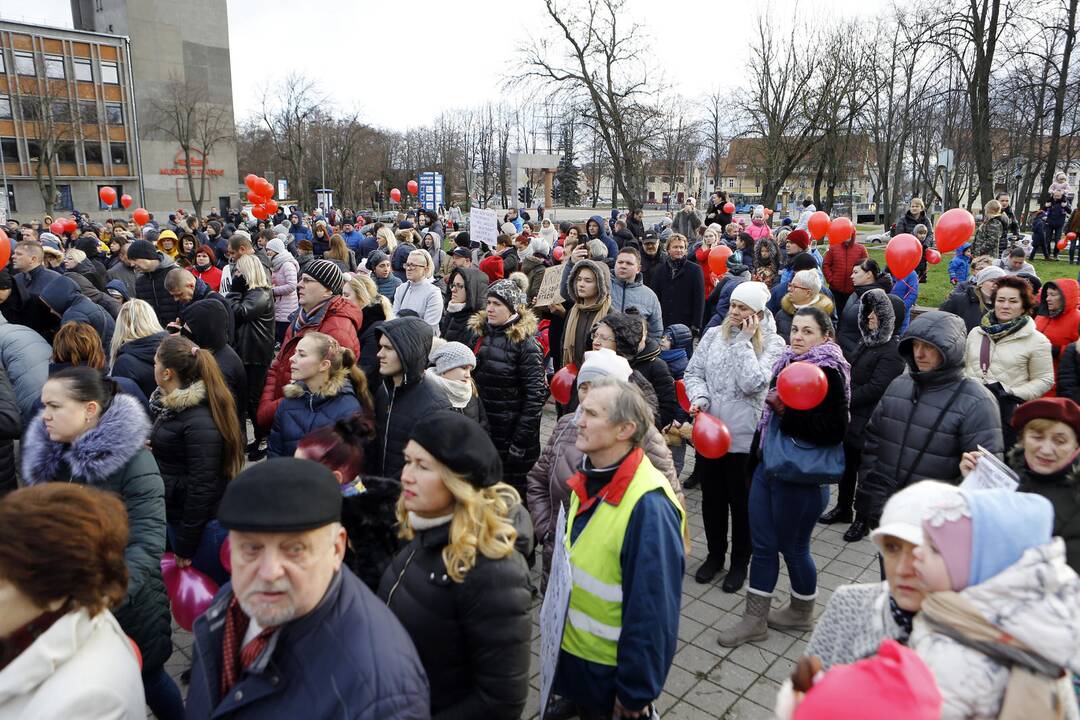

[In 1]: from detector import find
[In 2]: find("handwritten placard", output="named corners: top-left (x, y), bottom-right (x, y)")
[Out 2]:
top-left (532, 264), bottom-right (565, 307)
top-left (539, 505), bottom-right (571, 720)
top-left (469, 208), bottom-right (499, 248)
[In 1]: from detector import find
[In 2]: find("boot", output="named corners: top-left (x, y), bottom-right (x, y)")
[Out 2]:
top-left (721, 563), bottom-right (748, 593)
top-left (767, 595), bottom-right (816, 632)
top-left (843, 518), bottom-right (869, 543)
top-left (694, 554), bottom-right (724, 584)
top-left (818, 504), bottom-right (852, 525)
top-left (717, 592), bottom-right (770, 647)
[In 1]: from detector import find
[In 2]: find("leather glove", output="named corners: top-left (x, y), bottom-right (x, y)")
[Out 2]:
top-left (230, 272), bottom-right (248, 294)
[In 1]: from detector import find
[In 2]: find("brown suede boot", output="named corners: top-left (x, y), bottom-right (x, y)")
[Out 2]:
top-left (766, 595), bottom-right (816, 632)
top-left (717, 592), bottom-right (770, 647)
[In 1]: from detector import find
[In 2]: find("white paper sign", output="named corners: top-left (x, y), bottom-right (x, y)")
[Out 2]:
top-left (469, 208), bottom-right (499, 248)
top-left (960, 445), bottom-right (1019, 492)
top-left (539, 505), bottom-right (571, 720)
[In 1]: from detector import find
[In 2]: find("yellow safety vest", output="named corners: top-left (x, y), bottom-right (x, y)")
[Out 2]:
top-left (561, 451), bottom-right (685, 666)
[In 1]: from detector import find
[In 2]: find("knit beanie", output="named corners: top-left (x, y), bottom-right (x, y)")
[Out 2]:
top-left (478, 255), bottom-right (504, 284)
top-left (126, 239), bottom-right (159, 261)
top-left (500, 222), bottom-right (518, 236)
top-left (454, 231), bottom-right (471, 247)
top-left (663, 323), bottom-right (692, 350)
top-left (790, 252), bottom-right (819, 273)
top-left (786, 229), bottom-right (810, 250)
top-left (367, 249), bottom-right (390, 269)
top-left (266, 238), bottom-right (287, 256)
top-left (730, 281), bottom-right (771, 313)
top-left (586, 238), bottom-right (608, 260)
top-left (577, 348), bottom-right (633, 386)
top-left (429, 341), bottom-right (476, 375)
top-left (486, 278), bottom-right (525, 311)
top-left (303, 259), bottom-right (344, 295)
top-left (975, 265), bottom-right (1006, 285)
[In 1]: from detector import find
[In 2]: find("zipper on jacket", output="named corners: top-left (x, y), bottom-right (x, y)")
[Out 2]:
top-left (382, 387), bottom-right (395, 470)
top-left (385, 546), bottom-right (417, 605)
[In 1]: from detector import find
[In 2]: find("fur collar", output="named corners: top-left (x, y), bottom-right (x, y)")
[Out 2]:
top-left (467, 308), bottom-right (539, 343)
top-left (283, 367), bottom-right (350, 399)
top-left (21, 393), bottom-right (151, 485)
top-left (156, 380), bottom-right (207, 412)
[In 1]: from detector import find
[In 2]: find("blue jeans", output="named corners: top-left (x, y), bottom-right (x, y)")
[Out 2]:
top-left (167, 519), bottom-right (229, 586)
top-left (144, 666), bottom-right (185, 720)
top-left (748, 464), bottom-right (829, 597)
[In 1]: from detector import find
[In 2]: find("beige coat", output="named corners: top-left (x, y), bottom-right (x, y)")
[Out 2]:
top-left (964, 316), bottom-right (1054, 401)
top-left (0, 608), bottom-right (145, 719)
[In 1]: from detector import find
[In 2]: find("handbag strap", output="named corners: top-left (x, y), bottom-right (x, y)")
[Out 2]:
top-left (901, 381), bottom-right (967, 487)
top-left (979, 333), bottom-right (992, 375)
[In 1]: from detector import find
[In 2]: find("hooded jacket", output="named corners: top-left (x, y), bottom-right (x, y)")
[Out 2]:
top-left (441, 269), bottom-right (490, 344)
top-left (562, 260), bottom-right (613, 369)
top-left (181, 299), bottom-right (247, 418)
top-left (846, 289), bottom-right (905, 448)
top-left (1034, 279), bottom-right (1080, 386)
top-left (268, 250), bottom-right (299, 322)
top-left (837, 276), bottom-right (894, 360)
top-left (856, 311), bottom-right (1003, 523)
top-left (585, 215), bottom-right (618, 260)
top-left (650, 256), bottom-right (705, 333)
top-left (372, 317), bottom-right (452, 478)
top-left (66, 269), bottom-right (121, 319)
top-left (268, 369), bottom-right (364, 459)
top-left (0, 314), bottom-right (52, 425)
top-left (21, 393), bottom-right (172, 674)
top-left (258, 296), bottom-right (363, 429)
top-left (111, 331), bottom-right (166, 401)
top-left (40, 274), bottom-right (115, 349)
top-left (358, 301), bottom-right (389, 393)
top-left (964, 315), bottom-right (1054, 402)
top-left (134, 253), bottom-right (179, 328)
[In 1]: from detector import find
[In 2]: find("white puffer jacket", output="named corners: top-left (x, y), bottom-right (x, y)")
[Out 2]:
top-left (910, 539), bottom-right (1080, 720)
top-left (683, 311), bottom-right (786, 454)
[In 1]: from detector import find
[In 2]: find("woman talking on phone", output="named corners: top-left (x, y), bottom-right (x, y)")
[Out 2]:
top-left (682, 282), bottom-right (785, 590)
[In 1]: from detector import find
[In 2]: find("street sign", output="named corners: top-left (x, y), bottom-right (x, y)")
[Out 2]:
top-left (419, 172), bottom-right (444, 212)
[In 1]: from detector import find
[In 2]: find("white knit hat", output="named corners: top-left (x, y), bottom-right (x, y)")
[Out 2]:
top-left (975, 266), bottom-right (1007, 285)
top-left (577, 348), bottom-right (633, 386)
top-left (429, 341), bottom-right (476, 375)
top-left (730, 281), bottom-right (771, 313)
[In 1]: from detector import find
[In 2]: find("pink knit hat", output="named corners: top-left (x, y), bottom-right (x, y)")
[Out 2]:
top-left (921, 493), bottom-right (973, 591)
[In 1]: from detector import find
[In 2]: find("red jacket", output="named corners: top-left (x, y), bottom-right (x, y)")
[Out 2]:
top-left (257, 296), bottom-right (362, 429)
top-left (191, 264), bottom-right (222, 292)
top-left (822, 240), bottom-right (868, 295)
top-left (1035, 278), bottom-right (1080, 396)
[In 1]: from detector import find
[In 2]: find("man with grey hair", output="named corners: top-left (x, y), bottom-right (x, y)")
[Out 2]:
top-left (164, 267), bottom-right (234, 342)
top-left (551, 377), bottom-right (685, 720)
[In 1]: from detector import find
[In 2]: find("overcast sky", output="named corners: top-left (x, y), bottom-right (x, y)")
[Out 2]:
top-left (1, 0), bottom-right (890, 130)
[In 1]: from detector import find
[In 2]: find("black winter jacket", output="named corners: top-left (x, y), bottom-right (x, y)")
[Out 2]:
top-left (180, 278), bottom-right (235, 345)
top-left (845, 291), bottom-right (905, 448)
top-left (135, 254), bottom-right (180, 328)
top-left (938, 281), bottom-right (988, 332)
top-left (227, 286), bottom-right (275, 366)
top-left (837, 278), bottom-right (893, 360)
top-left (373, 317), bottom-right (453, 478)
top-left (1007, 447), bottom-right (1080, 574)
top-left (357, 302), bottom-right (388, 393)
top-left (67, 269), bottom-right (121, 318)
top-left (111, 332), bottom-right (166, 400)
top-left (341, 476), bottom-right (402, 591)
top-left (180, 299), bottom-right (247, 426)
top-left (771, 366), bottom-right (849, 447)
top-left (631, 341), bottom-right (677, 429)
top-left (440, 267), bottom-right (488, 344)
top-left (39, 273), bottom-right (116, 348)
top-left (0, 368), bottom-right (21, 495)
top-left (378, 512), bottom-right (533, 719)
top-left (651, 258), bottom-right (705, 333)
top-left (856, 311), bottom-right (1004, 523)
top-left (149, 381), bottom-right (227, 559)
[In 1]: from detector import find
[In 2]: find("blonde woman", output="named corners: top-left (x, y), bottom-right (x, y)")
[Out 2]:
top-left (376, 225), bottom-right (398, 255)
top-left (227, 254), bottom-right (276, 459)
top-left (378, 411), bottom-right (531, 719)
top-left (108, 298), bottom-right (166, 399)
top-left (392, 249), bottom-right (444, 334)
top-left (343, 274), bottom-right (394, 391)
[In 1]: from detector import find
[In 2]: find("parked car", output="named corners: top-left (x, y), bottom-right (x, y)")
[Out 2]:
top-left (735, 203), bottom-right (753, 214)
top-left (867, 224), bottom-right (895, 244)
top-left (377, 211), bottom-right (397, 223)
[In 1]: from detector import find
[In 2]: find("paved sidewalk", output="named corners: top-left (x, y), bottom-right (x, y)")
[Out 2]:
top-left (158, 402), bottom-right (881, 719)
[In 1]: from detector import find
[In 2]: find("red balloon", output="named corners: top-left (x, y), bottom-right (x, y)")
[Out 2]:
top-left (50, 220), bottom-right (65, 236)
top-left (219, 537), bottom-right (232, 574)
top-left (407, 180), bottom-right (419, 196)
top-left (828, 217), bottom-right (854, 245)
top-left (0, 229), bottom-right (9, 270)
top-left (924, 248), bottom-right (942, 264)
top-left (807, 211), bottom-right (831, 241)
top-left (777, 361), bottom-right (828, 410)
top-left (1067, 232), bottom-right (1078, 243)
top-left (244, 174), bottom-right (259, 191)
top-left (99, 186), bottom-right (117, 206)
top-left (132, 208), bottom-right (150, 226)
top-left (265, 199), bottom-right (279, 214)
top-left (251, 205), bottom-right (269, 220)
top-left (1058, 238), bottom-right (1069, 251)
top-left (886, 233), bottom-right (921, 278)
top-left (935, 208), bottom-right (976, 253)
top-left (708, 244), bottom-right (733, 275)
top-left (120, 193), bottom-right (133, 209)
top-left (552, 245), bottom-right (565, 261)
top-left (160, 552), bottom-right (219, 632)
top-left (550, 364), bottom-right (577, 405)
top-left (723, 202), bottom-right (735, 215)
top-left (675, 379), bottom-right (691, 413)
top-left (692, 412), bottom-right (731, 459)
top-left (390, 188), bottom-right (402, 203)
top-left (63, 218), bottom-right (77, 234)
top-left (259, 179), bottom-right (275, 199)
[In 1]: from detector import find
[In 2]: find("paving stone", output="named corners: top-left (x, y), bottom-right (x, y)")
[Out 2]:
top-left (723, 696), bottom-right (777, 720)
top-left (682, 678), bottom-right (739, 715)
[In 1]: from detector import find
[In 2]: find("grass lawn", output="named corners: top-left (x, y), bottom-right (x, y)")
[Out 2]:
top-left (862, 244), bottom-right (1078, 307)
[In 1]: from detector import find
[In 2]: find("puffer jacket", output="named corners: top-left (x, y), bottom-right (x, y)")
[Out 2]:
top-left (0, 368), bottom-right (21, 495)
top-left (856, 311), bottom-right (1003, 524)
top-left (372, 317), bottom-right (452, 478)
top-left (268, 370), bottom-right (363, 459)
top-left (257, 296), bottom-right (362, 429)
top-left (685, 312), bottom-right (787, 454)
top-left (111, 332), bottom-right (166, 401)
top-left (1056, 342), bottom-right (1080, 406)
top-left (822, 239), bottom-right (869, 296)
top-left (465, 310), bottom-right (546, 494)
top-left (357, 301), bottom-right (389, 393)
top-left (0, 316), bottom-right (51, 424)
top-left (1006, 446), bottom-right (1080, 574)
top-left (134, 253), bottom-right (179, 328)
top-left (939, 281), bottom-right (989, 332)
top-left (526, 412), bottom-right (682, 587)
top-left (837, 277), bottom-right (894, 359)
top-left (269, 252), bottom-right (299, 322)
top-left (378, 512), bottom-right (533, 719)
top-left (181, 299), bottom-right (247, 425)
top-left (21, 393), bottom-right (172, 674)
top-left (774, 292), bottom-right (836, 344)
top-left (40, 274), bottom-right (115, 348)
top-left (631, 340), bottom-right (679, 429)
top-left (846, 290), bottom-right (904, 449)
top-left (964, 315), bottom-right (1054, 401)
top-left (148, 381), bottom-right (227, 560)
top-left (1034, 279), bottom-right (1080, 389)
top-left (439, 267), bottom-right (488, 344)
top-left (610, 271), bottom-right (664, 342)
top-left (227, 285), bottom-right (276, 366)
top-left (910, 539), bottom-right (1080, 720)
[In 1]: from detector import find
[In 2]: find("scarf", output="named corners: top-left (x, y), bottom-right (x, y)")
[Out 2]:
top-left (889, 596), bottom-right (914, 642)
top-left (195, 262), bottom-right (212, 273)
top-left (291, 297), bottom-right (331, 335)
top-left (981, 312), bottom-right (1029, 341)
top-left (446, 301), bottom-right (467, 314)
top-left (563, 298), bottom-right (611, 368)
top-left (425, 368), bottom-right (475, 409)
top-left (758, 341), bottom-right (851, 435)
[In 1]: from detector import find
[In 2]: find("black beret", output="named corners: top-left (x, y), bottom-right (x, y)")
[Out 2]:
top-left (218, 458), bottom-right (342, 532)
top-left (408, 411), bottom-right (502, 488)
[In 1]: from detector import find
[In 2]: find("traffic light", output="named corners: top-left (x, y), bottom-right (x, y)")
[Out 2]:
top-left (518, 186), bottom-right (533, 204)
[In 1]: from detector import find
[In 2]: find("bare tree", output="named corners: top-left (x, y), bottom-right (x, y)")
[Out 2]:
top-left (20, 91), bottom-right (74, 215)
top-left (259, 73), bottom-right (323, 206)
top-left (702, 90), bottom-right (733, 191)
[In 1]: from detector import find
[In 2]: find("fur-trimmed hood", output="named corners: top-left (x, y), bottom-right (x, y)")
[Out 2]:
top-left (858, 287), bottom-right (896, 347)
top-left (467, 307), bottom-right (539, 343)
top-left (283, 367), bottom-right (353, 400)
top-left (22, 392), bottom-right (151, 484)
top-left (153, 380), bottom-right (207, 412)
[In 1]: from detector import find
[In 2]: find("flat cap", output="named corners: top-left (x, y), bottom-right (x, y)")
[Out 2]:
top-left (218, 458), bottom-right (342, 532)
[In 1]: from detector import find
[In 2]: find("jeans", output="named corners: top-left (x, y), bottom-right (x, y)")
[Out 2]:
top-left (167, 519), bottom-right (229, 586)
top-left (144, 666), bottom-right (185, 720)
top-left (245, 363), bottom-right (269, 443)
top-left (670, 439), bottom-right (686, 476)
top-left (748, 464), bottom-right (829, 597)
top-left (274, 320), bottom-right (290, 344)
top-left (699, 451), bottom-right (751, 567)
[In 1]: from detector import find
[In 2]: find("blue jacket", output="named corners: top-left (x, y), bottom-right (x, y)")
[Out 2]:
top-left (586, 215), bottom-right (619, 259)
top-left (355, 232), bottom-right (380, 262)
top-left (267, 372), bottom-right (362, 458)
top-left (948, 245), bottom-right (972, 284)
top-left (703, 265), bottom-right (751, 331)
top-left (39, 274), bottom-right (115, 348)
top-left (341, 230), bottom-right (364, 254)
top-left (288, 222), bottom-right (313, 244)
top-left (553, 453), bottom-right (684, 713)
top-left (893, 272), bottom-right (918, 333)
top-left (391, 243), bottom-right (416, 281)
top-left (185, 569), bottom-right (430, 720)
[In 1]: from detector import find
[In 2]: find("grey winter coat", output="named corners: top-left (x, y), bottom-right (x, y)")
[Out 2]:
top-left (805, 582), bottom-right (905, 670)
top-left (855, 311), bottom-right (1004, 524)
top-left (610, 272), bottom-right (664, 343)
top-left (683, 312), bottom-right (786, 455)
top-left (0, 314), bottom-right (51, 424)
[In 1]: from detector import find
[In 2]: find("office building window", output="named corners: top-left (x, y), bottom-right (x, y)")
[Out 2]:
top-left (44, 55), bottom-right (65, 79)
top-left (14, 52), bottom-right (34, 76)
top-left (0, 52), bottom-right (5, 73)
top-left (0, 97), bottom-right (10, 120)
top-left (97, 184), bottom-right (122, 210)
top-left (84, 142), bottom-right (103, 164)
top-left (3, 184), bottom-right (15, 213)
top-left (19, 96), bottom-right (39, 120)
top-left (56, 142), bottom-right (77, 164)
top-left (73, 57), bottom-right (93, 82)
top-left (51, 100), bottom-right (71, 123)
top-left (109, 142), bottom-right (128, 166)
top-left (0, 138), bottom-right (18, 164)
top-left (79, 100), bottom-right (97, 124)
top-left (100, 61), bottom-right (119, 85)
top-left (26, 140), bottom-right (42, 163)
top-left (105, 102), bottom-right (123, 125)
top-left (56, 185), bottom-right (73, 211)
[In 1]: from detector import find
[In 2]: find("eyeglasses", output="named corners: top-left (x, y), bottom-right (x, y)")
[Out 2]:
top-left (789, 284), bottom-right (809, 292)
top-left (404, 262), bottom-right (427, 269)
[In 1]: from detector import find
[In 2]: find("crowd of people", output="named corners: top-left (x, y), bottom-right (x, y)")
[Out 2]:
top-left (0, 187), bottom-right (1077, 720)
